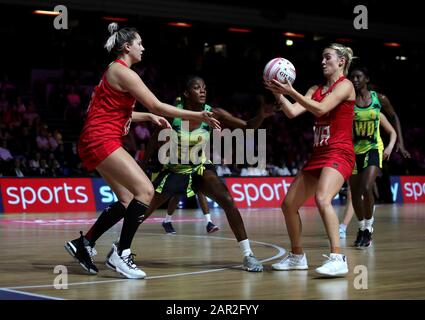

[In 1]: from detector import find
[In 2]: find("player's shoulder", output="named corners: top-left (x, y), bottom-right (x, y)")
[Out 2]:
top-left (376, 92), bottom-right (388, 100)
top-left (340, 77), bottom-right (355, 88)
top-left (109, 61), bottom-right (136, 79)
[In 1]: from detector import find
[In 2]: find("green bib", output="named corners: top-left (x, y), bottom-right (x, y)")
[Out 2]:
top-left (164, 103), bottom-right (212, 174)
top-left (353, 91), bottom-right (384, 154)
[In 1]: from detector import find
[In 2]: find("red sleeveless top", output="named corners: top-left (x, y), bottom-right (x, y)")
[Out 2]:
top-left (303, 76), bottom-right (355, 180)
top-left (79, 59), bottom-right (136, 145)
top-left (78, 59), bottom-right (136, 171)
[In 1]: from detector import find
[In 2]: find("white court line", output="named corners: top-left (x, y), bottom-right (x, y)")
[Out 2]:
top-left (0, 288), bottom-right (64, 300)
top-left (2, 233), bottom-right (286, 291)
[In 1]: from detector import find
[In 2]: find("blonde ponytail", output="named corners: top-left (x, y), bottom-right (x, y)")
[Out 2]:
top-left (104, 22), bottom-right (119, 53)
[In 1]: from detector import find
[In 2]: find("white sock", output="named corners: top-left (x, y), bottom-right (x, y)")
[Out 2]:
top-left (365, 217), bottom-right (374, 232)
top-left (339, 224), bottom-right (347, 231)
top-left (358, 219), bottom-right (365, 231)
top-left (204, 213), bottom-right (212, 223)
top-left (238, 239), bottom-right (253, 257)
top-left (164, 214), bottom-right (173, 223)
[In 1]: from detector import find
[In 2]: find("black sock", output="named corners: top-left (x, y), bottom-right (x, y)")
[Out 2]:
top-left (85, 201), bottom-right (126, 247)
top-left (118, 199), bottom-right (149, 254)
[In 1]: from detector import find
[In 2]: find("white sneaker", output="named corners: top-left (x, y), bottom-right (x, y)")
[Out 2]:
top-left (106, 244), bottom-right (146, 279)
top-left (339, 225), bottom-right (346, 239)
top-left (315, 253), bottom-right (348, 277)
top-left (272, 252), bottom-right (308, 271)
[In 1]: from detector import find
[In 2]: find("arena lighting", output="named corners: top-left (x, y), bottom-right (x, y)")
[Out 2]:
top-left (283, 32), bottom-right (305, 38)
top-left (33, 10), bottom-right (60, 16)
top-left (228, 27), bottom-right (251, 33)
top-left (313, 35), bottom-right (325, 41)
top-left (396, 56), bottom-right (408, 60)
top-left (286, 39), bottom-right (294, 46)
top-left (336, 38), bottom-right (353, 43)
top-left (102, 16), bottom-right (129, 22)
top-left (167, 22), bottom-right (192, 28)
top-left (384, 42), bottom-right (401, 47)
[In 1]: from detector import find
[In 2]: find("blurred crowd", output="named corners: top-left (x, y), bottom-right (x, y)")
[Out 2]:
top-left (0, 66), bottom-right (425, 177)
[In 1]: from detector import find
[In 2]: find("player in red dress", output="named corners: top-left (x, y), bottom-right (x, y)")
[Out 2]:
top-left (65, 23), bottom-right (220, 279)
top-left (265, 43), bottom-right (355, 277)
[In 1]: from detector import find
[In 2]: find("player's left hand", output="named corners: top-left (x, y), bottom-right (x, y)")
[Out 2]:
top-left (151, 114), bottom-right (171, 128)
top-left (396, 142), bottom-right (411, 158)
top-left (264, 79), bottom-right (293, 96)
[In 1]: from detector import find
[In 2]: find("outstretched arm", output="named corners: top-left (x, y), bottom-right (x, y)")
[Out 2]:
top-left (212, 103), bottom-right (273, 130)
top-left (268, 85), bottom-right (316, 119)
top-left (115, 67), bottom-right (220, 129)
top-left (380, 112), bottom-right (397, 160)
top-left (378, 93), bottom-right (410, 158)
top-left (132, 111), bottom-right (171, 128)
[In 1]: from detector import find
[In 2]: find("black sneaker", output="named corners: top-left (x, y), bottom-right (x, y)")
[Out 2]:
top-left (360, 229), bottom-right (373, 248)
top-left (162, 221), bottom-right (176, 234)
top-left (65, 231), bottom-right (99, 274)
top-left (206, 222), bottom-right (219, 233)
top-left (354, 229), bottom-right (365, 248)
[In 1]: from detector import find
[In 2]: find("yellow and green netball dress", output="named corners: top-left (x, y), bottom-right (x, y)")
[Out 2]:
top-left (153, 102), bottom-right (215, 197)
top-left (352, 91), bottom-right (384, 174)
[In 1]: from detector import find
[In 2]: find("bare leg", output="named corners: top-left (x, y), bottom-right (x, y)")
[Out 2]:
top-left (96, 148), bottom-right (154, 251)
top-left (198, 170), bottom-right (247, 241)
top-left (167, 196), bottom-right (180, 216)
top-left (342, 187), bottom-right (355, 226)
top-left (315, 167), bottom-right (345, 253)
top-left (96, 148), bottom-right (154, 204)
top-left (349, 174), bottom-right (365, 221)
top-left (281, 171), bottom-right (318, 254)
top-left (197, 192), bottom-right (210, 215)
top-left (361, 166), bottom-right (380, 220)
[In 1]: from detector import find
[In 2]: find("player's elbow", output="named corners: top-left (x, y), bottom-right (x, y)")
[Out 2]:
top-left (313, 109), bottom-right (325, 117)
top-left (287, 112), bottom-right (297, 119)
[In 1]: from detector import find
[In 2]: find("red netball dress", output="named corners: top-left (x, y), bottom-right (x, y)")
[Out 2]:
top-left (302, 76), bottom-right (355, 181)
top-left (78, 59), bottom-right (136, 171)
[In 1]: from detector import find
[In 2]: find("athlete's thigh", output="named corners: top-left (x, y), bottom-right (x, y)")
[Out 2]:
top-left (316, 167), bottom-right (345, 202)
top-left (283, 170), bottom-right (319, 209)
top-left (198, 170), bottom-right (233, 204)
top-left (97, 169), bottom-right (134, 205)
top-left (349, 173), bottom-right (363, 197)
top-left (96, 147), bottom-right (153, 195)
top-left (361, 165), bottom-right (380, 189)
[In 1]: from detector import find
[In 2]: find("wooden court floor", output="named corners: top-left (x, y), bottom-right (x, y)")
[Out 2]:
top-left (0, 204), bottom-right (424, 300)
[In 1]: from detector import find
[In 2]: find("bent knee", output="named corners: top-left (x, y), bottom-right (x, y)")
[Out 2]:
top-left (315, 193), bottom-right (332, 209)
top-left (143, 185), bottom-right (155, 202)
top-left (133, 184), bottom-right (155, 204)
top-left (118, 197), bottom-right (132, 209)
top-left (281, 200), bottom-right (297, 216)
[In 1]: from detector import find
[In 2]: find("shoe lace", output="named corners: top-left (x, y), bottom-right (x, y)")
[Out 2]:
top-left (277, 254), bottom-right (294, 264)
top-left (78, 231), bottom-right (95, 262)
top-left (320, 254), bottom-right (333, 266)
top-left (86, 246), bottom-right (97, 257)
top-left (245, 255), bottom-right (262, 269)
top-left (122, 253), bottom-right (138, 270)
